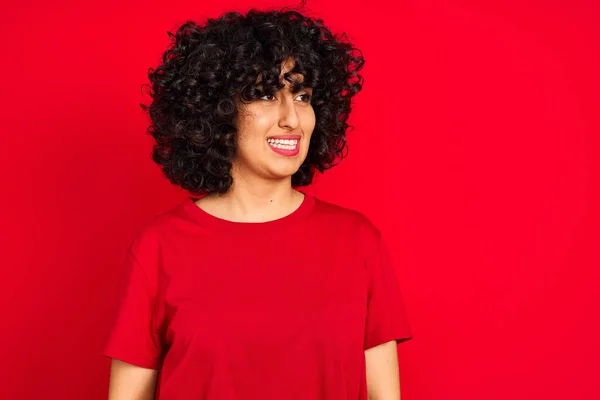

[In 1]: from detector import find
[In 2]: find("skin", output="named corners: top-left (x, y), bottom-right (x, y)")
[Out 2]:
top-left (107, 57), bottom-right (403, 400)
top-left (196, 56), bottom-right (315, 222)
top-left (108, 360), bottom-right (158, 400)
top-left (365, 340), bottom-right (402, 400)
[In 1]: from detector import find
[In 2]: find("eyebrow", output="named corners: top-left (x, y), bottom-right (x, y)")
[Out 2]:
top-left (289, 85), bottom-right (312, 95)
top-left (285, 77), bottom-right (311, 94)
top-left (256, 80), bottom-right (312, 95)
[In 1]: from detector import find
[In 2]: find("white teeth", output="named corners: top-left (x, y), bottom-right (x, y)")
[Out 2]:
top-left (267, 138), bottom-right (298, 150)
top-left (271, 144), bottom-right (295, 150)
top-left (267, 138), bottom-right (299, 150)
top-left (267, 138), bottom-right (298, 144)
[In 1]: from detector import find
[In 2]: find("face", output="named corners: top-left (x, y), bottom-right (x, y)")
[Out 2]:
top-left (232, 57), bottom-right (315, 182)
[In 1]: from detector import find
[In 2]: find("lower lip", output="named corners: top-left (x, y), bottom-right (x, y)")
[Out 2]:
top-left (267, 141), bottom-right (300, 157)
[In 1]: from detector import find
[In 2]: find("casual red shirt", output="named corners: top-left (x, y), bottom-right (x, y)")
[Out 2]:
top-left (103, 193), bottom-right (412, 399)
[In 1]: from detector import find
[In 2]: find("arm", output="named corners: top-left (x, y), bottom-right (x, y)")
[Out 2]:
top-left (108, 359), bottom-right (159, 400)
top-left (365, 340), bottom-right (401, 400)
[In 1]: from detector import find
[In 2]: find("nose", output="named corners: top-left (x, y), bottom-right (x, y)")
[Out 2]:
top-left (278, 95), bottom-right (300, 130)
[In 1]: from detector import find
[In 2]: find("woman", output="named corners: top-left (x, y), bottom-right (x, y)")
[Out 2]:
top-left (103, 6), bottom-right (412, 400)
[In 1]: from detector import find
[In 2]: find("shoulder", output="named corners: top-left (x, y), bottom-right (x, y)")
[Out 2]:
top-left (124, 199), bottom-right (189, 270)
top-left (311, 195), bottom-right (383, 250)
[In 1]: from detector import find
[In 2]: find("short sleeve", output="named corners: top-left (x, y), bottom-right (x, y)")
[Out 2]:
top-left (102, 249), bottom-right (163, 369)
top-left (364, 232), bottom-right (412, 350)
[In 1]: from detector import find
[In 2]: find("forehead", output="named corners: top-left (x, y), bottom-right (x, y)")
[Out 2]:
top-left (255, 72), bottom-right (304, 84)
top-left (256, 77), bottom-right (310, 95)
top-left (255, 57), bottom-right (307, 87)
top-left (280, 57), bottom-right (303, 79)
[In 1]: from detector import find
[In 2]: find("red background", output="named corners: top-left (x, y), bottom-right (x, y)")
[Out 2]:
top-left (1, 0), bottom-right (598, 399)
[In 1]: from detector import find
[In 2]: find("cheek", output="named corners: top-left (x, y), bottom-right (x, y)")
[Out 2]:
top-left (236, 108), bottom-right (271, 136)
top-left (301, 110), bottom-right (316, 138)
top-left (236, 124), bottom-right (269, 148)
top-left (302, 122), bottom-right (315, 148)
top-left (236, 135), bottom-right (265, 158)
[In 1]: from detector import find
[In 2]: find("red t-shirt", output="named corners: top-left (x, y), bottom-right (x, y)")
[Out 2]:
top-left (103, 193), bottom-right (412, 399)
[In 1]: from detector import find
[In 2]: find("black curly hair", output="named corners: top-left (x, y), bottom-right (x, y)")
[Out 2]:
top-left (140, 4), bottom-right (365, 196)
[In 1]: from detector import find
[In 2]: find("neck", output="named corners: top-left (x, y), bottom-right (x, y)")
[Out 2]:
top-left (201, 166), bottom-right (304, 223)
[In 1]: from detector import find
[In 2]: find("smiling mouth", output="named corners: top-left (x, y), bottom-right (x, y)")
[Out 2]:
top-left (266, 137), bottom-right (299, 150)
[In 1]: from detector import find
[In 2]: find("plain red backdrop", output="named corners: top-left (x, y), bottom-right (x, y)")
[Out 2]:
top-left (1, 0), bottom-right (598, 399)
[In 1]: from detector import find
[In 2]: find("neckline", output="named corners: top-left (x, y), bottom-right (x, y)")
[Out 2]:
top-left (182, 191), bottom-right (316, 234)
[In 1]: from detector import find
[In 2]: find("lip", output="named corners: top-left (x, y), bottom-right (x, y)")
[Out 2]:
top-left (266, 134), bottom-right (301, 157)
top-left (266, 134), bottom-right (302, 140)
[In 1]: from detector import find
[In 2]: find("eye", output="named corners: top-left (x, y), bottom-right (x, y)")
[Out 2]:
top-left (260, 93), bottom-right (276, 101)
top-left (297, 93), bottom-right (312, 103)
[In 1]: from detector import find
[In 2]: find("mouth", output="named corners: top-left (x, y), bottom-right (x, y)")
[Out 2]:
top-left (267, 137), bottom-right (299, 150)
top-left (266, 135), bottom-right (301, 156)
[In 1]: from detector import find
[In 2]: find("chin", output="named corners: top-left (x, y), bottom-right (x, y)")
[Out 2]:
top-left (267, 163), bottom-right (302, 180)
top-left (270, 169), bottom-right (299, 180)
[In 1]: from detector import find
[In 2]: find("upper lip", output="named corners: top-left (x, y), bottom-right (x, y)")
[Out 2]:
top-left (267, 134), bottom-right (301, 140)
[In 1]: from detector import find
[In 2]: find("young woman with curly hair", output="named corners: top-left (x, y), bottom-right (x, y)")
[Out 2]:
top-left (103, 6), bottom-right (412, 400)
